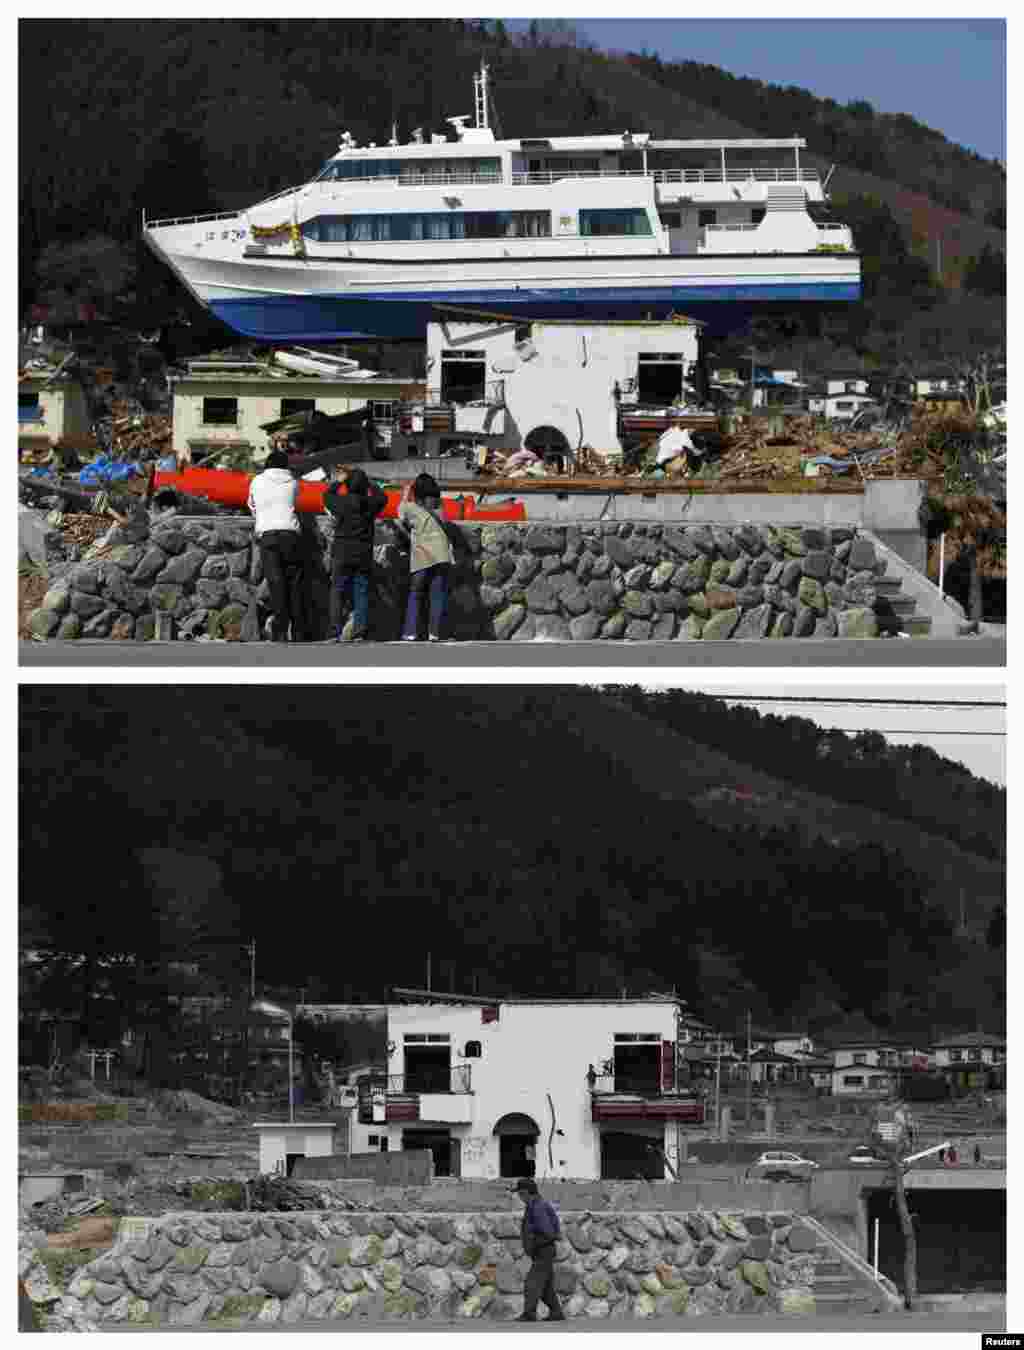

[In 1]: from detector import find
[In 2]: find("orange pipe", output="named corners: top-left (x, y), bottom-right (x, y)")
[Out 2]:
top-left (151, 467), bottom-right (525, 521)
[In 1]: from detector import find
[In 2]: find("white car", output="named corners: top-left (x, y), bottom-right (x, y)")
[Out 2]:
top-left (749, 1150), bottom-right (820, 1178)
top-left (848, 1145), bottom-right (889, 1166)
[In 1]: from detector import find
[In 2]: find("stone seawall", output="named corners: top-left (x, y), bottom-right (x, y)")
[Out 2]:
top-left (33, 1207), bottom-right (822, 1328)
top-left (27, 512), bottom-right (891, 642)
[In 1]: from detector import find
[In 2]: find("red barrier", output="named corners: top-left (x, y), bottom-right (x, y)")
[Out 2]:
top-left (151, 468), bottom-right (525, 522)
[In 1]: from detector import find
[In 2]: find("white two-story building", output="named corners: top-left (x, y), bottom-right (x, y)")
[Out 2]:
top-left (349, 994), bottom-right (704, 1182)
top-left (390, 317), bottom-right (703, 464)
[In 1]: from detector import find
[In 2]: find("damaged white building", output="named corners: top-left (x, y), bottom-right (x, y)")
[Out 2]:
top-left (348, 994), bottom-right (704, 1182)
top-left (390, 317), bottom-right (705, 464)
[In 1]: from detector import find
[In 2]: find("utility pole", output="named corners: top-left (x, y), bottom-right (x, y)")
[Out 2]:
top-left (244, 939), bottom-right (255, 999)
top-left (746, 1010), bottom-right (753, 1125)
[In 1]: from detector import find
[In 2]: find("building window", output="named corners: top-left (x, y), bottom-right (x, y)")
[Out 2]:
top-left (852, 1053), bottom-right (867, 1066)
top-left (281, 398), bottom-right (315, 418)
top-left (18, 393), bottom-right (43, 423)
top-left (202, 397), bottom-right (238, 426)
top-left (842, 1075), bottom-right (864, 1087)
top-left (868, 1075), bottom-right (888, 1089)
top-left (698, 209), bottom-right (717, 228)
top-left (949, 1050), bottom-right (963, 1063)
top-left (464, 1041), bottom-right (482, 1058)
top-left (368, 1134), bottom-right (379, 1145)
top-left (370, 401), bottom-right (395, 421)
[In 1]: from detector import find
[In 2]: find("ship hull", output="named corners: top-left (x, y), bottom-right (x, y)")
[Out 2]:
top-left (145, 223), bottom-right (860, 340)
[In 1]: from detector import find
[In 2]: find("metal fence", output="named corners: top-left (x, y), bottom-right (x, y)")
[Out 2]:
top-left (358, 1065), bottom-right (472, 1096)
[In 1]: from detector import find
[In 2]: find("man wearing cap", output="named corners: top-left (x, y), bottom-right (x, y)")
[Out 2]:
top-left (512, 1178), bottom-right (565, 1322)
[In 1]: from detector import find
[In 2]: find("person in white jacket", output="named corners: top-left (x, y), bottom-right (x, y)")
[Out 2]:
top-left (248, 450), bottom-right (309, 641)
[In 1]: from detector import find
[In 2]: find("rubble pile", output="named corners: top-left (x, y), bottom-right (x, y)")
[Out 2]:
top-left (99, 399), bottom-right (173, 461)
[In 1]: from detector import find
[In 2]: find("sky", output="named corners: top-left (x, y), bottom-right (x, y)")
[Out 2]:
top-left (627, 678), bottom-right (1006, 784)
top-left (506, 16), bottom-right (1006, 163)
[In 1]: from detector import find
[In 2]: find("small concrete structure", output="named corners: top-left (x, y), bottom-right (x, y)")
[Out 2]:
top-left (170, 363), bottom-right (424, 462)
top-left (251, 1121), bottom-right (338, 1178)
top-left (18, 370), bottom-right (92, 450)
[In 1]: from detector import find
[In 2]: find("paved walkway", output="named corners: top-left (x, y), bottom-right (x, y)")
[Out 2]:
top-left (100, 1310), bottom-right (1005, 1333)
top-left (19, 636), bottom-right (1007, 669)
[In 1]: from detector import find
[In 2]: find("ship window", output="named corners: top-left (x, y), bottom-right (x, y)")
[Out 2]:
top-left (659, 212), bottom-right (681, 229)
top-left (280, 399), bottom-right (315, 418)
top-left (543, 156), bottom-right (601, 174)
top-left (579, 209), bottom-right (652, 237)
top-left (303, 211), bottom-right (551, 244)
top-left (751, 208), bottom-right (766, 225)
top-left (202, 397), bottom-right (238, 426)
top-left (698, 210), bottom-right (717, 228)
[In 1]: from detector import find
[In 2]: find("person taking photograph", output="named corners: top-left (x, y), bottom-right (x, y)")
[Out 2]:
top-left (399, 472), bottom-right (455, 642)
top-left (322, 467), bottom-right (387, 641)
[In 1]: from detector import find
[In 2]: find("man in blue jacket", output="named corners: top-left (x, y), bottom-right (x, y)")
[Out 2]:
top-left (513, 1178), bottom-right (565, 1322)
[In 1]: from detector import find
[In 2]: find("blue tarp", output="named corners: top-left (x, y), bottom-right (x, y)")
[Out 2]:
top-left (807, 446), bottom-right (896, 474)
top-left (78, 456), bottom-right (142, 487)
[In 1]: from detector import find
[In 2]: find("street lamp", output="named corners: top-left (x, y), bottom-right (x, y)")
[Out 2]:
top-left (251, 998), bottom-right (294, 1123)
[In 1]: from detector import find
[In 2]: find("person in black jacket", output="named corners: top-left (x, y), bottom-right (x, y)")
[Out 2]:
top-left (513, 1178), bottom-right (565, 1322)
top-left (322, 467), bottom-right (387, 641)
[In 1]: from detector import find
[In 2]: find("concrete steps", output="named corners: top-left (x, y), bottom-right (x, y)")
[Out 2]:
top-left (871, 561), bottom-right (932, 637)
top-left (811, 1240), bottom-right (888, 1316)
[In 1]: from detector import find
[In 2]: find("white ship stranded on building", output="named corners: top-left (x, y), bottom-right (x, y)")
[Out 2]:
top-left (143, 63), bottom-right (860, 342)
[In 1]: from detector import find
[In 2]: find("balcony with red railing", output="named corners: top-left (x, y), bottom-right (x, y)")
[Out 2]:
top-left (588, 1072), bottom-right (705, 1124)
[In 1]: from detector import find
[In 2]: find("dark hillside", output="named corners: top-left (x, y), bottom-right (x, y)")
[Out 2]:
top-left (20, 687), bottom-right (1004, 1039)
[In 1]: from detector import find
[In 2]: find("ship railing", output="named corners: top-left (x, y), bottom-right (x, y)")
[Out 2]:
top-left (144, 208), bottom-right (245, 231)
top-left (509, 167), bottom-right (820, 186)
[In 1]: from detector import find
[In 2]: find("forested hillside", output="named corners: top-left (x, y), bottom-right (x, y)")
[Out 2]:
top-left (20, 687), bottom-right (1005, 1045)
top-left (19, 17), bottom-right (1005, 361)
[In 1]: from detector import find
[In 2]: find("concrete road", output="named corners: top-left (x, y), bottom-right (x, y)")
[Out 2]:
top-left (19, 637), bottom-right (1007, 670)
top-left (100, 1310), bottom-right (1006, 1333)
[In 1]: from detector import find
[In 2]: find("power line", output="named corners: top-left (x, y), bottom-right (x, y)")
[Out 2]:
top-left (719, 696), bottom-right (1005, 710)
top-left (815, 729), bottom-right (1005, 738)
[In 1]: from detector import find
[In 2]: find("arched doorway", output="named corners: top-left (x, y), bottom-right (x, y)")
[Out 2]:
top-left (524, 425), bottom-right (572, 472)
top-left (493, 1112), bottom-right (540, 1179)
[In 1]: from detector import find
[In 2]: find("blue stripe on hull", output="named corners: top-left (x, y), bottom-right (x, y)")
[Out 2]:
top-left (209, 283), bottom-right (861, 342)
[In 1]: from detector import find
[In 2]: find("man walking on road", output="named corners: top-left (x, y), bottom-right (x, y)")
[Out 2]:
top-left (513, 1178), bottom-right (565, 1322)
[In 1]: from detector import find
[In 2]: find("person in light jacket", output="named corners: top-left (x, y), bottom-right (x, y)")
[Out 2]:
top-left (247, 449), bottom-right (308, 642)
top-left (398, 472), bottom-right (454, 642)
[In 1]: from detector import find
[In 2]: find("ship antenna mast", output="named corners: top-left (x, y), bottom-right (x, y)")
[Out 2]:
top-left (474, 62), bottom-right (489, 130)
top-left (475, 60), bottom-right (503, 139)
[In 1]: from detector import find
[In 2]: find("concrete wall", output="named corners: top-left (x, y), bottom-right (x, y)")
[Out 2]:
top-left (294, 1151), bottom-right (434, 1185)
